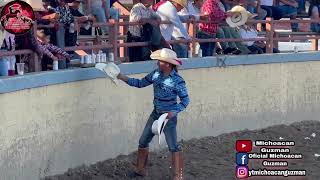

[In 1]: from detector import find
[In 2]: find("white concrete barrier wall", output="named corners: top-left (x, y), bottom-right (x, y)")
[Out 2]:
top-left (1, 55), bottom-right (320, 179)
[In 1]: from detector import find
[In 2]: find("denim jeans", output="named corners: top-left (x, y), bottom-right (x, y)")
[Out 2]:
top-left (110, 7), bottom-right (119, 20)
top-left (172, 37), bottom-right (188, 58)
top-left (56, 23), bottom-right (65, 48)
top-left (247, 44), bottom-right (264, 54)
top-left (91, 6), bottom-right (108, 33)
top-left (261, 5), bottom-right (282, 19)
top-left (310, 5), bottom-right (320, 33)
top-left (275, 5), bottom-right (298, 31)
top-left (246, 5), bottom-right (267, 20)
top-left (138, 109), bottom-right (181, 152)
top-left (196, 31), bottom-right (215, 57)
top-left (311, 23), bottom-right (320, 33)
top-left (297, 0), bottom-right (305, 13)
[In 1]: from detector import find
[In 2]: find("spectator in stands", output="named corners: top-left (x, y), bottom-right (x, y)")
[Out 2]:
top-left (36, 0), bottom-right (58, 46)
top-left (54, 0), bottom-right (75, 48)
top-left (68, 0), bottom-right (96, 45)
top-left (37, 30), bottom-right (71, 70)
top-left (260, 0), bottom-right (281, 19)
top-left (0, 31), bottom-right (15, 76)
top-left (107, 0), bottom-right (120, 20)
top-left (178, 0), bottom-right (201, 30)
top-left (127, 0), bottom-right (162, 61)
top-left (187, 0), bottom-right (201, 19)
top-left (239, 13), bottom-right (280, 53)
top-left (87, 0), bottom-right (108, 34)
top-left (260, 0), bottom-right (299, 31)
top-left (276, 0), bottom-right (299, 32)
top-left (153, 0), bottom-right (191, 58)
top-left (178, 0), bottom-right (202, 54)
top-left (246, 0), bottom-right (267, 20)
top-left (309, 0), bottom-right (320, 32)
top-left (298, 0), bottom-right (306, 14)
top-left (197, 0), bottom-right (239, 56)
top-left (13, 2), bottom-right (59, 72)
top-left (221, 0), bottom-right (267, 19)
top-left (221, 0), bottom-right (244, 11)
top-left (215, 2), bottom-right (249, 54)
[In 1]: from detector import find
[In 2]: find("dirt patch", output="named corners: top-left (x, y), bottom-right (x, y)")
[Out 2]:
top-left (44, 120), bottom-right (320, 180)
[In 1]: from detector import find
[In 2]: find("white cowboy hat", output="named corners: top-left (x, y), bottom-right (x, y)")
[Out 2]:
top-left (152, 113), bottom-right (169, 145)
top-left (226, 5), bottom-right (256, 28)
top-left (171, 0), bottom-right (187, 8)
top-left (150, 48), bottom-right (182, 66)
top-left (95, 62), bottom-right (120, 85)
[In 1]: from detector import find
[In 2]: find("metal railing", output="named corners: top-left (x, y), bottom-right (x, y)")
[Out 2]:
top-left (0, 17), bottom-right (319, 73)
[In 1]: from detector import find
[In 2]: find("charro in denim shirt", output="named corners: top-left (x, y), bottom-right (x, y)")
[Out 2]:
top-left (127, 69), bottom-right (190, 116)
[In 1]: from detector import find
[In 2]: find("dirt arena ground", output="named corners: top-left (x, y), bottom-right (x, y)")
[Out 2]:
top-left (44, 120), bottom-right (320, 180)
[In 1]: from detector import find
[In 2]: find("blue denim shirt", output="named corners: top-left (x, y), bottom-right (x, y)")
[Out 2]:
top-left (127, 68), bottom-right (190, 116)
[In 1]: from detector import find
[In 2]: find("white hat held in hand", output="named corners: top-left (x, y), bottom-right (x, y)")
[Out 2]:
top-left (95, 62), bottom-right (120, 85)
top-left (152, 113), bottom-right (169, 145)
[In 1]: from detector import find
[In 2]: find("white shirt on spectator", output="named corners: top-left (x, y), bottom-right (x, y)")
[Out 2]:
top-left (260, 0), bottom-right (273, 6)
top-left (175, 1), bottom-right (199, 36)
top-left (129, 3), bottom-right (155, 37)
top-left (239, 27), bottom-right (259, 46)
top-left (185, 1), bottom-right (200, 21)
top-left (155, 1), bottom-right (190, 41)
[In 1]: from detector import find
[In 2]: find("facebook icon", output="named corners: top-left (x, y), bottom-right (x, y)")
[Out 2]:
top-left (236, 153), bottom-right (248, 165)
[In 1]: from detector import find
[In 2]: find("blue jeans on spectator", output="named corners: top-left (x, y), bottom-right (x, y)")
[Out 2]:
top-left (261, 5), bottom-right (282, 19)
top-left (275, 5), bottom-right (298, 31)
top-left (110, 7), bottom-right (119, 20)
top-left (0, 50), bottom-right (9, 76)
top-left (247, 44), bottom-right (264, 54)
top-left (91, 6), bottom-right (108, 33)
top-left (247, 5), bottom-right (267, 20)
top-left (311, 23), bottom-right (320, 32)
top-left (196, 31), bottom-right (215, 57)
top-left (56, 23), bottom-right (65, 48)
top-left (297, 0), bottom-right (305, 13)
top-left (138, 109), bottom-right (181, 152)
top-left (309, 5), bottom-right (320, 32)
top-left (222, 2), bottom-right (231, 11)
top-left (172, 37), bottom-right (188, 58)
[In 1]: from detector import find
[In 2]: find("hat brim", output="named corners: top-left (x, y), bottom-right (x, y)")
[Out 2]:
top-left (157, 113), bottom-right (169, 144)
top-left (150, 53), bottom-right (182, 66)
top-left (170, 0), bottom-right (187, 8)
top-left (226, 5), bottom-right (252, 27)
top-left (95, 62), bottom-right (120, 86)
top-left (226, 11), bottom-right (248, 27)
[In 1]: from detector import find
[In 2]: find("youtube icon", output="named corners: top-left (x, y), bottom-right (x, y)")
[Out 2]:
top-left (236, 140), bottom-right (252, 152)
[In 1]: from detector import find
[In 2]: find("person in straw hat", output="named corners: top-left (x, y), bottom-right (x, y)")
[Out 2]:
top-left (238, 10), bottom-right (280, 54)
top-left (117, 48), bottom-right (190, 179)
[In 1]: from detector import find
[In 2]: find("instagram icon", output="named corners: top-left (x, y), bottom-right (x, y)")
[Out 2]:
top-left (236, 166), bottom-right (248, 179)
